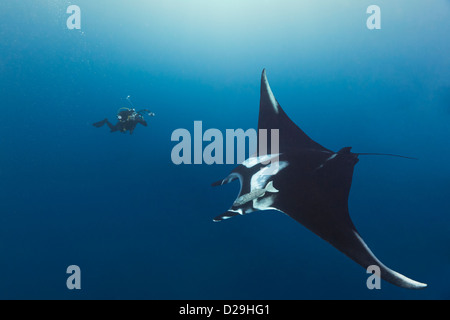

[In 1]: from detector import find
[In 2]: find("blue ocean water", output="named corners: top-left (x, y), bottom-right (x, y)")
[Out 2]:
top-left (0, 0), bottom-right (449, 299)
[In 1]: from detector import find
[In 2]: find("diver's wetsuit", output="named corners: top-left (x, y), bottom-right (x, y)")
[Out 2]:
top-left (93, 109), bottom-right (148, 135)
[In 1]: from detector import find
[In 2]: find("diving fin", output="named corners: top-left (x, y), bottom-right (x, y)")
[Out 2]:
top-left (93, 119), bottom-right (108, 128)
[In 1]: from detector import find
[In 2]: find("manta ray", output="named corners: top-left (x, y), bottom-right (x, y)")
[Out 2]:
top-left (212, 69), bottom-right (427, 289)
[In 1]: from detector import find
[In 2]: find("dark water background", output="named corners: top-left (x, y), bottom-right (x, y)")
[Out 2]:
top-left (0, 0), bottom-right (449, 299)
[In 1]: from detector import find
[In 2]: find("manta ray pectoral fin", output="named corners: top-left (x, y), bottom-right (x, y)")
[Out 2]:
top-left (346, 231), bottom-right (427, 289)
top-left (258, 69), bottom-right (331, 153)
top-left (213, 211), bottom-right (241, 222)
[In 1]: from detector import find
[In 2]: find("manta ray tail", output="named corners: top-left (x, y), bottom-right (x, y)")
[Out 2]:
top-left (356, 153), bottom-right (418, 160)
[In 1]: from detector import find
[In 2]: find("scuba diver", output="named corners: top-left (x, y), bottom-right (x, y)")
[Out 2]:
top-left (93, 96), bottom-right (155, 135)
